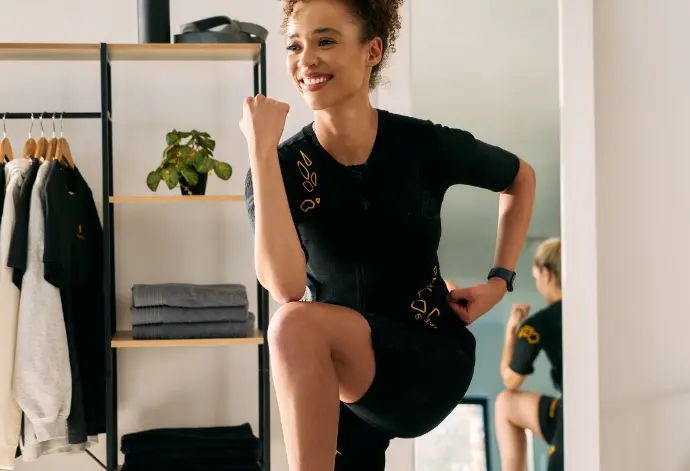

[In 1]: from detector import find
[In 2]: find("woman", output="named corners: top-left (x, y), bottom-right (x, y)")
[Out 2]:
top-left (240, 1), bottom-right (536, 470)
top-left (495, 238), bottom-right (563, 471)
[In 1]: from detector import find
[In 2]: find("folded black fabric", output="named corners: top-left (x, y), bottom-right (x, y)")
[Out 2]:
top-left (121, 423), bottom-right (259, 455)
top-left (131, 305), bottom-right (249, 326)
top-left (131, 313), bottom-right (255, 340)
top-left (132, 283), bottom-right (248, 309)
top-left (124, 450), bottom-right (259, 466)
top-left (121, 460), bottom-right (261, 471)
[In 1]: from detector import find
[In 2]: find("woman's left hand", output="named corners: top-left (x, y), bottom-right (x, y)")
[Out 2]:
top-left (447, 279), bottom-right (507, 325)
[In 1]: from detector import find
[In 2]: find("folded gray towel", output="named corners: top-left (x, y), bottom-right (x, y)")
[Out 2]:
top-left (132, 313), bottom-right (256, 340)
top-left (131, 283), bottom-right (248, 309)
top-left (131, 305), bottom-right (249, 326)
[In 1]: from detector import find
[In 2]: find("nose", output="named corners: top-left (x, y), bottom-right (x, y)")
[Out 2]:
top-left (297, 44), bottom-right (318, 69)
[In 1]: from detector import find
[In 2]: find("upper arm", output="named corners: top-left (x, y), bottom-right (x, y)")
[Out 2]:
top-left (431, 123), bottom-right (521, 192)
top-left (244, 166), bottom-right (309, 263)
top-left (508, 320), bottom-right (544, 381)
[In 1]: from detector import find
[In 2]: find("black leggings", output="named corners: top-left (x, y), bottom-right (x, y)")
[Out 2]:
top-left (335, 313), bottom-right (476, 470)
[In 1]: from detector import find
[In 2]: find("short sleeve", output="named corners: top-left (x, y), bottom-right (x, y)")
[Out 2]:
top-left (244, 167), bottom-right (309, 262)
top-left (432, 123), bottom-right (521, 192)
top-left (509, 320), bottom-right (544, 376)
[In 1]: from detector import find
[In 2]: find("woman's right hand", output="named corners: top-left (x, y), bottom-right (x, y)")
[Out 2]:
top-left (507, 303), bottom-right (530, 333)
top-left (239, 94), bottom-right (290, 156)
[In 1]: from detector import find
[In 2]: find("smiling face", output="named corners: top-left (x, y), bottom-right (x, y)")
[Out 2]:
top-left (284, 0), bottom-right (383, 110)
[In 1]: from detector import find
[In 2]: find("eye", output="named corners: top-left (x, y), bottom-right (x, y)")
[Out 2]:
top-left (318, 38), bottom-right (335, 47)
top-left (285, 43), bottom-right (300, 52)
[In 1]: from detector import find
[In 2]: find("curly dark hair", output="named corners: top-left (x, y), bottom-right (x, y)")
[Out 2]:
top-left (280, 0), bottom-right (404, 90)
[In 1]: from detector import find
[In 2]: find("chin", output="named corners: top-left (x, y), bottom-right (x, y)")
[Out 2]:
top-left (302, 92), bottom-right (340, 111)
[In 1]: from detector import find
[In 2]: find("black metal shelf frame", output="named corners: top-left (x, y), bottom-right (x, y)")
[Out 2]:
top-left (99, 42), bottom-right (271, 471)
top-left (3, 41), bottom-right (270, 471)
top-left (100, 42), bottom-right (270, 471)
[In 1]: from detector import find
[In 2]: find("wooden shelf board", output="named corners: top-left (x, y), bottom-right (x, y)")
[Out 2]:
top-left (0, 42), bottom-right (261, 62)
top-left (109, 194), bottom-right (244, 203)
top-left (0, 43), bottom-right (99, 61)
top-left (108, 43), bottom-right (261, 62)
top-left (112, 330), bottom-right (264, 348)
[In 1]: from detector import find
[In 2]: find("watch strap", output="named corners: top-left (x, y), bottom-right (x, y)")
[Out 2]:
top-left (488, 267), bottom-right (515, 292)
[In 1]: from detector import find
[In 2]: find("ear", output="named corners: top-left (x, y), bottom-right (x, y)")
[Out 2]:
top-left (366, 37), bottom-right (383, 67)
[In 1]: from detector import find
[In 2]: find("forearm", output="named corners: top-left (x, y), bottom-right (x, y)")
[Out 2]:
top-left (250, 150), bottom-right (307, 303)
top-left (499, 328), bottom-right (517, 375)
top-left (494, 159), bottom-right (536, 270)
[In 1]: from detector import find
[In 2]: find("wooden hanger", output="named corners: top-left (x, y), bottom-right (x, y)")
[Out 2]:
top-left (32, 115), bottom-right (48, 160)
top-left (22, 114), bottom-right (36, 159)
top-left (1, 114), bottom-right (13, 162)
top-left (54, 137), bottom-right (75, 169)
top-left (0, 136), bottom-right (13, 162)
top-left (45, 114), bottom-right (57, 161)
top-left (45, 137), bottom-right (57, 161)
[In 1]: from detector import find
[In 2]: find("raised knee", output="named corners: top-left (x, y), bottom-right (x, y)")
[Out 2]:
top-left (495, 390), bottom-right (516, 417)
top-left (267, 302), bottom-right (314, 348)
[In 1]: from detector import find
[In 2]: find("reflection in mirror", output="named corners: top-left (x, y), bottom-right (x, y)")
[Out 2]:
top-left (407, 0), bottom-right (562, 470)
top-left (415, 398), bottom-right (492, 471)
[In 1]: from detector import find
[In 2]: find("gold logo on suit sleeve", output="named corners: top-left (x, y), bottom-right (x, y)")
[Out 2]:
top-left (297, 150), bottom-right (321, 212)
top-left (518, 325), bottom-right (541, 344)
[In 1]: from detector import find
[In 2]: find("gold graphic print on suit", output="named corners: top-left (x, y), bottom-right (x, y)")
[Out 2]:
top-left (518, 324), bottom-right (541, 344)
top-left (410, 265), bottom-right (440, 329)
top-left (297, 150), bottom-right (321, 212)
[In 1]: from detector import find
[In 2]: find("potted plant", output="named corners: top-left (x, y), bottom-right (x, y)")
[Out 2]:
top-left (146, 129), bottom-right (233, 195)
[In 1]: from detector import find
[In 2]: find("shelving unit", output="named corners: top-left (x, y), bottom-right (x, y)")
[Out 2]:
top-left (109, 194), bottom-right (245, 203)
top-left (0, 41), bottom-right (270, 471)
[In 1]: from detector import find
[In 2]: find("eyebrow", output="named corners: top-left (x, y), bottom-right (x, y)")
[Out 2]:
top-left (288, 27), bottom-right (342, 40)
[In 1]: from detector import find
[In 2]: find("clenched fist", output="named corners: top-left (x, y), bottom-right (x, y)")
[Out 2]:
top-left (239, 94), bottom-right (290, 156)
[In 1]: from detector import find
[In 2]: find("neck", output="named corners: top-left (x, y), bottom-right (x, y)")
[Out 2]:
top-left (313, 91), bottom-right (378, 165)
top-left (546, 289), bottom-right (562, 305)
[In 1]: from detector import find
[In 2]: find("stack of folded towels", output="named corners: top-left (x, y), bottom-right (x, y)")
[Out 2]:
top-left (120, 423), bottom-right (261, 471)
top-left (130, 283), bottom-right (255, 340)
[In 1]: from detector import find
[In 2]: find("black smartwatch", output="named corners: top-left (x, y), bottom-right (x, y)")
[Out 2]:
top-left (488, 267), bottom-right (516, 292)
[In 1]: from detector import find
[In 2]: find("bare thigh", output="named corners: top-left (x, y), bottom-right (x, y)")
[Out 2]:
top-left (495, 390), bottom-right (545, 440)
top-left (268, 301), bottom-right (376, 403)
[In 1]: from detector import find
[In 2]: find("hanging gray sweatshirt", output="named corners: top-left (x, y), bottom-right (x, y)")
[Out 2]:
top-left (14, 162), bottom-right (72, 459)
top-left (0, 159), bottom-right (31, 470)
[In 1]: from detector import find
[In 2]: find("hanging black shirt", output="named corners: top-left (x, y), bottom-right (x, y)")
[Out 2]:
top-left (42, 161), bottom-right (105, 440)
top-left (245, 109), bottom-right (521, 350)
top-left (509, 300), bottom-right (563, 392)
top-left (8, 158), bottom-right (40, 288)
top-left (0, 163), bottom-right (5, 225)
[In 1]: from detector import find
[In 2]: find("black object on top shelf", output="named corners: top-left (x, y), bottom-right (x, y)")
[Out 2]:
top-left (175, 16), bottom-right (269, 44)
top-left (137, 0), bottom-right (171, 44)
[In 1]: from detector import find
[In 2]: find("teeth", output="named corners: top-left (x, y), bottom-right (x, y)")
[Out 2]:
top-left (303, 76), bottom-right (330, 86)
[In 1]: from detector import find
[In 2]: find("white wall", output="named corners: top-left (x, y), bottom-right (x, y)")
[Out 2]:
top-left (561, 0), bottom-right (690, 470)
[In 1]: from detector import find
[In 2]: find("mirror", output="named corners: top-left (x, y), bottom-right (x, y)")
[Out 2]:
top-left (403, 1), bottom-right (562, 470)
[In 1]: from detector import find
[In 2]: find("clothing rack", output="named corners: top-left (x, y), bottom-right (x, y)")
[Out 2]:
top-left (0, 41), bottom-right (270, 471)
top-left (2, 112), bottom-right (101, 119)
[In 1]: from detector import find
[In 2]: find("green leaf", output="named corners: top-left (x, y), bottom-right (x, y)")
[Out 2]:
top-left (146, 171), bottom-right (162, 192)
top-left (177, 131), bottom-right (192, 138)
top-left (180, 167), bottom-right (199, 186)
top-left (166, 131), bottom-right (181, 146)
top-left (213, 161), bottom-right (233, 180)
top-left (161, 167), bottom-right (180, 189)
top-left (203, 138), bottom-right (216, 151)
top-left (177, 146), bottom-right (196, 165)
top-left (194, 150), bottom-right (215, 173)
